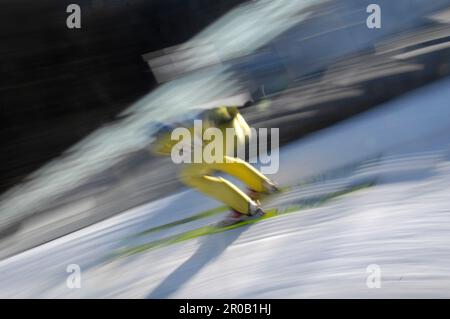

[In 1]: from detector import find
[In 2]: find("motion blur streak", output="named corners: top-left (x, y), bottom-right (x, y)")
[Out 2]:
top-left (1, 0), bottom-right (450, 298)
top-left (2, 0), bottom-right (449, 231)
top-left (0, 0), bottom-right (325, 228)
top-left (2, 76), bottom-right (450, 298)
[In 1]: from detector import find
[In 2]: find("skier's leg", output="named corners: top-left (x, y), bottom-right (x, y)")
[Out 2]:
top-left (179, 163), bottom-right (257, 215)
top-left (208, 156), bottom-right (275, 193)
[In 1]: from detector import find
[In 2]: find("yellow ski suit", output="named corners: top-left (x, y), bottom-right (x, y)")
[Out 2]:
top-left (150, 106), bottom-right (272, 215)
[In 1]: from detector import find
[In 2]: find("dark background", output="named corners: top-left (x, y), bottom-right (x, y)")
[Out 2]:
top-left (0, 0), bottom-right (246, 194)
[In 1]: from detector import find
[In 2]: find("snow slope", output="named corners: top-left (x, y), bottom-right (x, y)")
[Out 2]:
top-left (1, 77), bottom-right (450, 298)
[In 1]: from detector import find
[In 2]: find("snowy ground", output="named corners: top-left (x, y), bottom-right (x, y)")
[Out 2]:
top-left (1, 77), bottom-right (450, 298)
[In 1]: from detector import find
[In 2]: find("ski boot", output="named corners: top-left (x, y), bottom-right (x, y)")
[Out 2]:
top-left (218, 201), bottom-right (264, 227)
top-left (248, 179), bottom-right (280, 203)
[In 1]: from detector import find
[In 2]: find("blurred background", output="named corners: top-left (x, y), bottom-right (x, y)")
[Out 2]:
top-left (1, 0), bottom-right (450, 298)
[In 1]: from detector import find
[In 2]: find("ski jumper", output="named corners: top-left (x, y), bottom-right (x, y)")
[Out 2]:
top-left (150, 106), bottom-right (272, 215)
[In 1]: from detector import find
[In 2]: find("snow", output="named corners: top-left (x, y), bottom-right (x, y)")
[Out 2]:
top-left (1, 77), bottom-right (450, 298)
